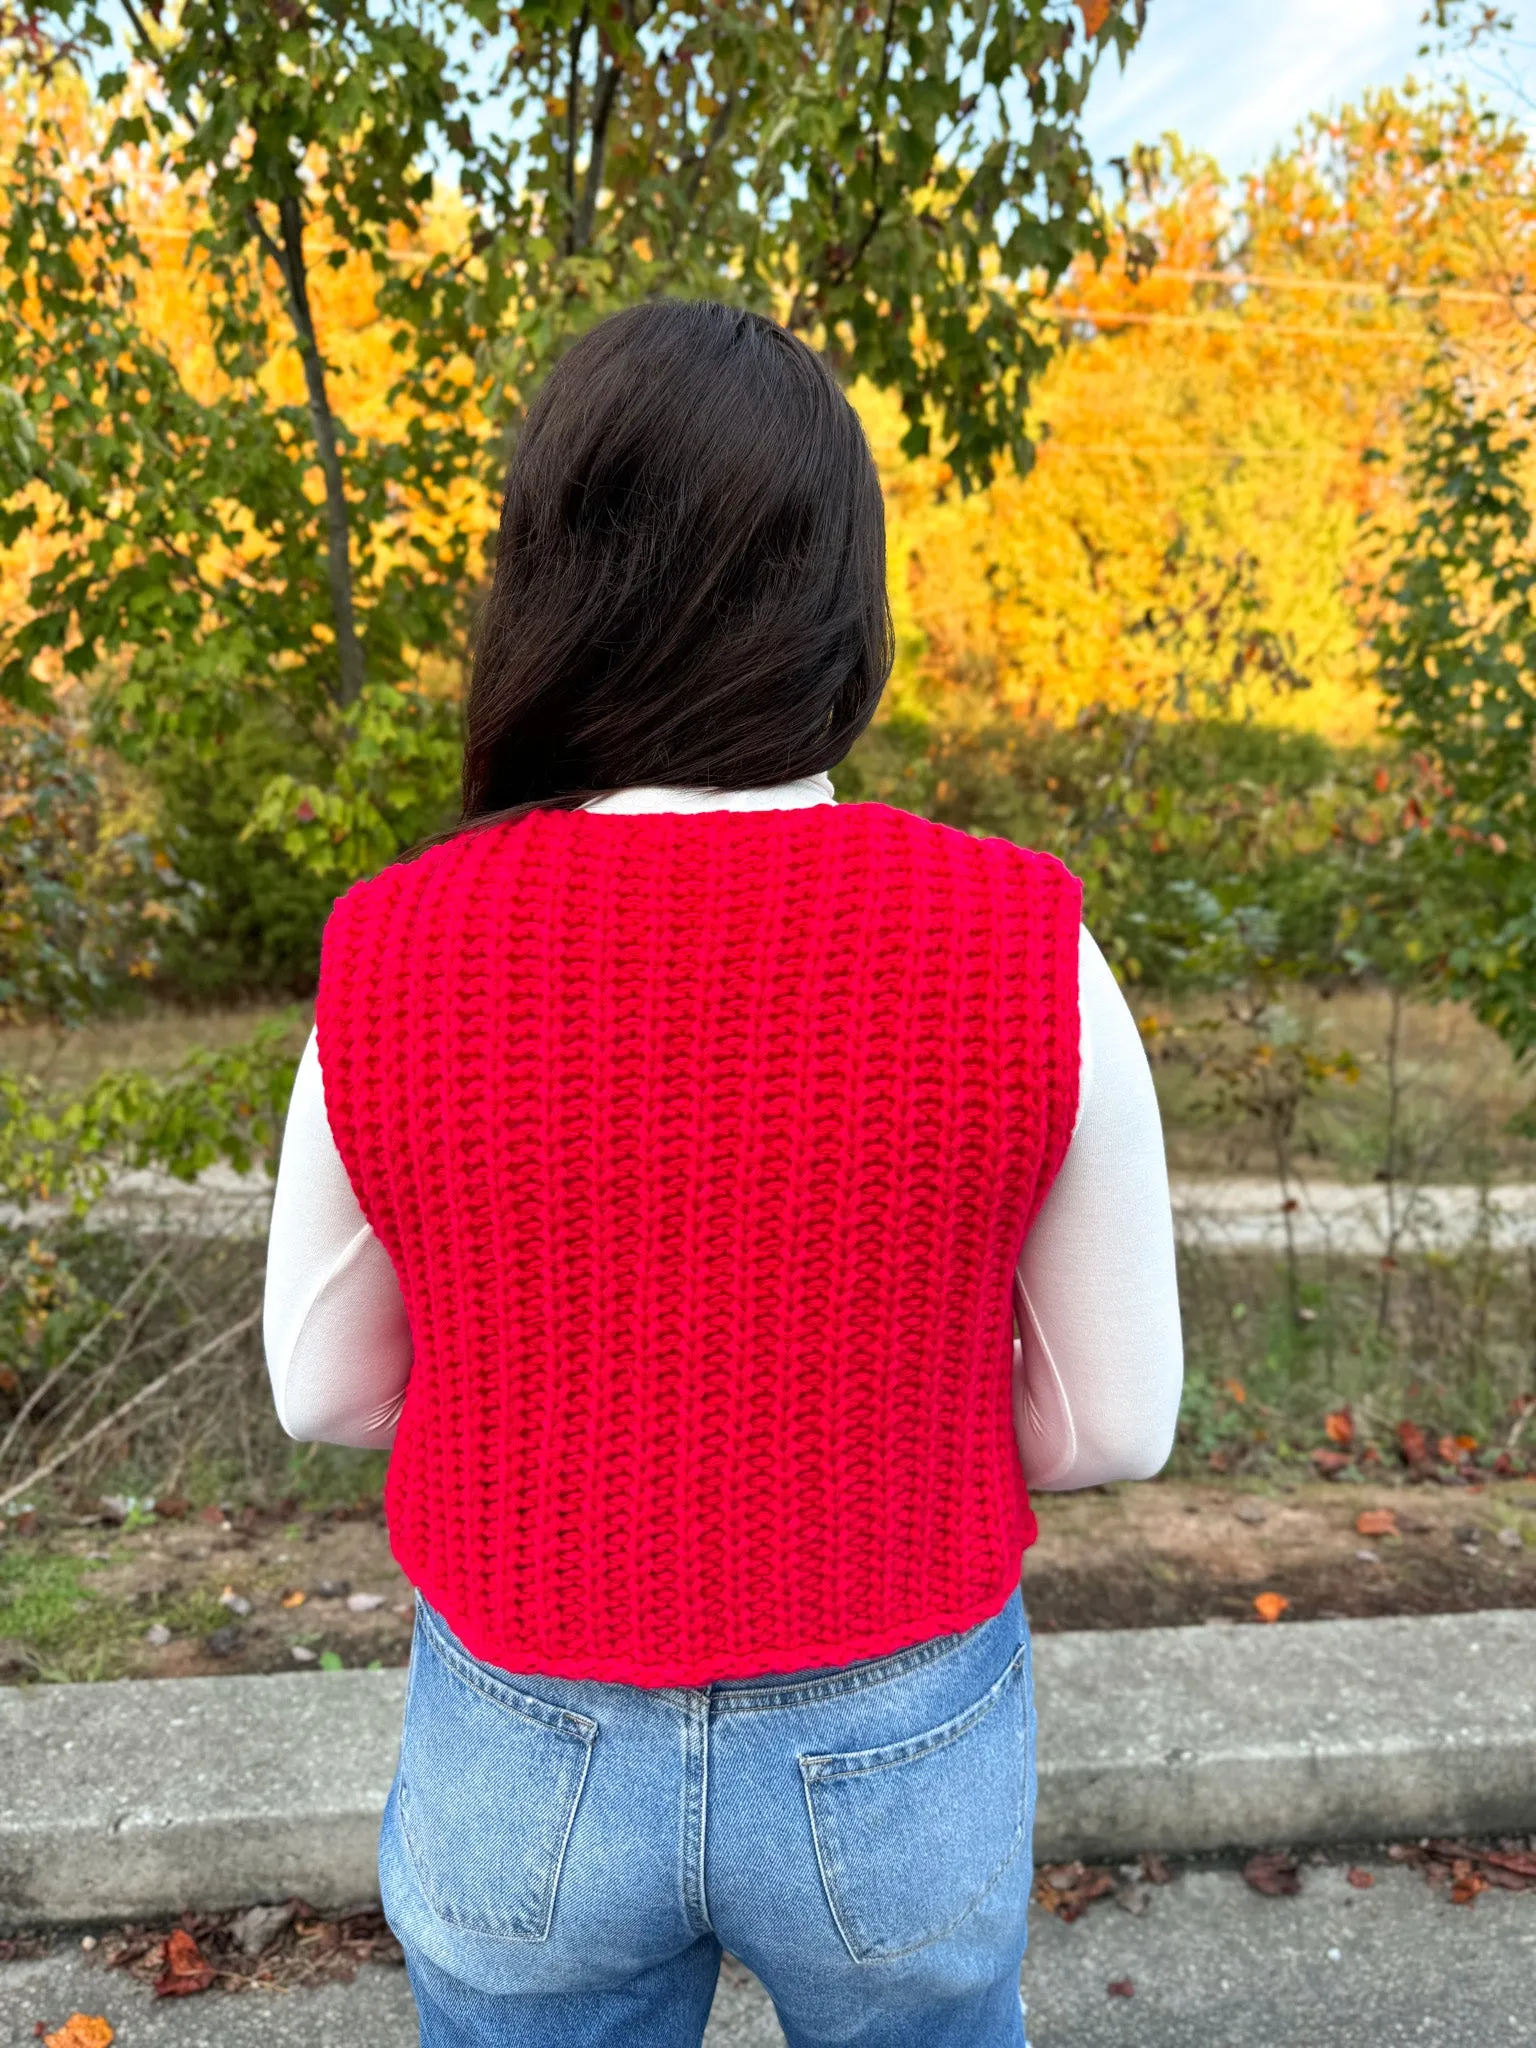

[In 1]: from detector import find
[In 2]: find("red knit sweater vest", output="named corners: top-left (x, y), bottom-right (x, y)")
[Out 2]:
top-left (316, 801), bottom-right (1081, 1685)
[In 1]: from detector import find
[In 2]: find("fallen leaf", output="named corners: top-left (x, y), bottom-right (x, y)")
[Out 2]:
top-left (280, 1589), bottom-right (306, 1610)
top-left (1324, 1409), bottom-right (1354, 1446)
top-left (1449, 1865), bottom-right (1489, 1907)
top-left (1034, 1862), bottom-right (1118, 1922)
top-left (1078, 0), bottom-right (1113, 33)
top-left (1310, 1449), bottom-right (1350, 1477)
top-left (1139, 1852), bottom-right (1174, 1885)
top-left (1429, 1841), bottom-right (1536, 1885)
top-left (1253, 1591), bottom-right (1290, 1623)
top-left (43, 2019), bottom-right (114, 2048)
top-left (1436, 1435), bottom-right (1462, 1465)
top-left (153, 1928), bottom-right (214, 1998)
top-left (229, 1901), bottom-right (296, 1958)
top-left (1345, 1867), bottom-right (1375, 1890)
top-left (152, 1497), bottom-right (189, 1521)
top-left (1243, 1851), bottom-right (1302, 1897)
top-left (1355, 1509), bottom-right (1398, 1538)
top-left (1223, 1378), bottom-right (1247, 1404)
top-left (1455, 1433), bottom-right (1479, 1453)
top-left (1106, 1978), bottom-right (1134, 1998)
top-left (1397, 1420), bottom-right (1429, 1465)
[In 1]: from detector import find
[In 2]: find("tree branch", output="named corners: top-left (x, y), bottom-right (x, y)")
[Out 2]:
top-left (248, 195), bottom-right (365, 708)
top-left (682, 90), bottom-right (737, 212)
top-left (562, 7), bottom-right (588, 252)
top-left (0, 1307), bottom-right (261, 1514)
top-left (828, 0), bottom-right (900, 287)
top-left (573, 60), bottom-right (621, 252)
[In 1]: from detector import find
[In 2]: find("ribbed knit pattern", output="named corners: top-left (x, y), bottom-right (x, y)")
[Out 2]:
top-left (316, 801), bottom-right (1081, 1686)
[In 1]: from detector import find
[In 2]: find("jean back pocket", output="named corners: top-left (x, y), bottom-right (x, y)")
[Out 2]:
top-left (799, 1641), bottom-right (1030, 1963)
top-left (397, 1610), bottom-right (597, 1942)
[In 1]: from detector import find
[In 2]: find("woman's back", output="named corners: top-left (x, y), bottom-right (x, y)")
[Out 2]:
top-left (317, 795), bottom-right (1080, 1684)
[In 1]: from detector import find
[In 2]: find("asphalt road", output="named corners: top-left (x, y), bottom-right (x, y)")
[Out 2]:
top-left (4, 1860), bottom-right (1533, 2047)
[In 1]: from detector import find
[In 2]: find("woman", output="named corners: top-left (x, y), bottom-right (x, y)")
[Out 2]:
top-left (264, 299), bottom-right (1182, 2048)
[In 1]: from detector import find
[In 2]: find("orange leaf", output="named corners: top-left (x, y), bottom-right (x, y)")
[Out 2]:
top-left (1253, 1591), bottom-right (1290, 1624)
top-left (153, 1927), bottom-right (214, 1999)
top-left (1078, 0), bottom-right (1112, 32)
top-left (1223, 1377), bottom-right (1247, 1404)
top-left (1356, 1508), bottom-right (1398, 1538)
top-left (44, 2020), bottom-right (114, 2048)
top-left (1437, 1435), bottom-right (1461, 1464)
top-left (1324, 1409), bottom-right (1354, 1446)
top-left (280, 1589), bottom-right (306, 1609)
top-left (1455, 1433), bottom-right (1478, 1453)
top-left (1397, 1421), bottom-right (1428, 1464)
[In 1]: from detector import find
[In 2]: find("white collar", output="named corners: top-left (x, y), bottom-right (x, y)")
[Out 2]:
top-left (581, 772), bottom-right (836, 815)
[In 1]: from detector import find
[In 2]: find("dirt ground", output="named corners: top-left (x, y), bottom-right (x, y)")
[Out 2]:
top-left (3, 1471), bottom-right (1535, 1683)
top-left (1024, 1473), bottom-right (1536, 1633)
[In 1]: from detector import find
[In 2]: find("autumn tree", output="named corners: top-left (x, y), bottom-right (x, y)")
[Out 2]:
top-left (1370, 364), bottom-right (1536, 1060)
top-left (0, 0), bottom-right (1149, 944)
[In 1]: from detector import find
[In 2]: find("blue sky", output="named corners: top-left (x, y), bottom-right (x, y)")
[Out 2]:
top-left (1081, 0), bottom-right (1536, 176)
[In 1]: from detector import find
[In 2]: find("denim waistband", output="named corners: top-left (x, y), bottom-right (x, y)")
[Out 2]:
top-left (653, 1591), bottom-right (1022, 1714)
top-left (414, 1589), bottom-right (1024, 1716)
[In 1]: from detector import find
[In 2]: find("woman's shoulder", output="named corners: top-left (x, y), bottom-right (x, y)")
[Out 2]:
top-left (827, 800), bottom-right (1080, 887)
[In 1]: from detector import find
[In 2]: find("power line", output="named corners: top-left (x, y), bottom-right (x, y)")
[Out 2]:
top-left (1146, 267), bottom-right (1517, 309)
top-left (1036, 441), bottom-right (1328, 459)
top-left (1046, 304), bottom-right (1427, 347)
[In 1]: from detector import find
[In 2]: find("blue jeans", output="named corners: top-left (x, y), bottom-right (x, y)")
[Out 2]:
top-left (380, 1589), bottom-right (1036, 2048)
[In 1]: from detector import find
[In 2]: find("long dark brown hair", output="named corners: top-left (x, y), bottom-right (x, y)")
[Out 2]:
top-left (458, 299), bottom-right (893, 825)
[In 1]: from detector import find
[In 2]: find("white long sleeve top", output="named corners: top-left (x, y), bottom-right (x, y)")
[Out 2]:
top-left (263, 773), bottom-right (1183, 1491)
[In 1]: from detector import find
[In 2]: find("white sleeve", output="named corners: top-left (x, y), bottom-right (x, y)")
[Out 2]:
top-left (263, 1027), bottom-right (412, 1450)
top-left (1012, 925), bottom-right (1183, 1491)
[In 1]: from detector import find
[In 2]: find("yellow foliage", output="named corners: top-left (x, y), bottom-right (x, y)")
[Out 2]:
top-left (863, 100), bottom-right (1536, 744)
top-left (5, 68), bottom-right (1533, 742)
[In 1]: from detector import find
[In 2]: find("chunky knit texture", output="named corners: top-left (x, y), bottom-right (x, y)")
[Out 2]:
top-left (316, 801), bottom-right (1081, 1685)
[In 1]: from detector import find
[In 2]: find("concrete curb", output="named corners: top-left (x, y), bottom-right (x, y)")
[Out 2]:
top-left (2, 1610), bottom-right (1533, 1927)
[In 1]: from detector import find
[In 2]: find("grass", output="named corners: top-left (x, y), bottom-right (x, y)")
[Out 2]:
top-left (1172, 1241), bottom-right (1536, 1478)
top-left (0, 1541), bottom-right (227, 1682)
top-left (0, 998), bottom-right (307, 1092)
top-left (1140, 985), bottom-right (1536, 1184)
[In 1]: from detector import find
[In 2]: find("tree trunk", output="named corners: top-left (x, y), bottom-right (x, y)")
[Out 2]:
top-left (262, 195), bottom-right (366, 708)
